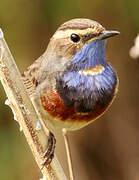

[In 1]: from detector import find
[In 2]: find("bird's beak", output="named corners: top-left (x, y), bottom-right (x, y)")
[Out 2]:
top-left (87, 30), bottom-right (120, 43)
top-left (98, 30), bottom-right (120, 40)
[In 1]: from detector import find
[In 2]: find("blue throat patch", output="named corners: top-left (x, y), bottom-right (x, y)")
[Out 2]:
top-left (67, 40), bottom-right (108, 71)
top-left (56, 40), bottom-right (118, 113)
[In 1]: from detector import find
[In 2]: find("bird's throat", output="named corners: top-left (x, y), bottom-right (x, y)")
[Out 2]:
top-left (67, 39), bottom-right (107, 71)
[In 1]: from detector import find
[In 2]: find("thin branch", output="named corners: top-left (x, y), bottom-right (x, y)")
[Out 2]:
top-left (62, 129), bottom-right (74, 180)
top-left (0, 28), bottom-right (67, 180)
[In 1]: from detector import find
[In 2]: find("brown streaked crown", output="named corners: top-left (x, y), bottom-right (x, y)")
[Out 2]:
top-left (52, 18), bottom-right (105, 41)
top-left (58, 18), bottom-right (104, 31)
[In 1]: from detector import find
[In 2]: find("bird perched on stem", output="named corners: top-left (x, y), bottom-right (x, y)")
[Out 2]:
top-left (23, 18), bottom-right (119, 180)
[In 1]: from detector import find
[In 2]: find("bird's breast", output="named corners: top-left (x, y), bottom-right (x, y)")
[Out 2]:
top-left (40, 87), bottom-right (111, 123)
top-left (40, 64), bottom-right (118, 126)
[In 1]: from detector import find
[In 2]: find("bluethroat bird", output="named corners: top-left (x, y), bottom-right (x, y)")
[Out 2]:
top-left (22, 18), bottom-right (119, 178)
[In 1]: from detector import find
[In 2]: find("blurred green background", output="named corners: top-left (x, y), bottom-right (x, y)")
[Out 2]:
top-left (0, 0), bottom-right (139, 179)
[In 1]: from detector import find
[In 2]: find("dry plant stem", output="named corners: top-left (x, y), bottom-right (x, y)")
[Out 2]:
top-left (62, 128), bottom-right (74, 180)
top-left (0, 28), bottom-right (67, 180)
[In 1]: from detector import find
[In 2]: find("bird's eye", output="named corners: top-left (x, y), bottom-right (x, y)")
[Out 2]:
top-left (70, 33), bottom-right (80, 43)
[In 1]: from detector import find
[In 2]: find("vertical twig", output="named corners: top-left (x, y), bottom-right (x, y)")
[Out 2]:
top-left (62, 128), bottom-right (74, 180)
top-left (0, 28), bottom-right (67, 180)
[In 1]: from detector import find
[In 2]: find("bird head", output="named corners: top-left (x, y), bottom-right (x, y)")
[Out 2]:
top-left (40, 18), bottom-right (119, 79)
top-left (48, 18), bottom-right (119, 60)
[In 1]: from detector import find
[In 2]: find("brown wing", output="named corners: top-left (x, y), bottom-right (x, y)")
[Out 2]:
top-left (22, 55), bottom-right (43, 95)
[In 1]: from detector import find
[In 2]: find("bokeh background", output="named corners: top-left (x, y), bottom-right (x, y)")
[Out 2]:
top-left (0, 0), bottom-right (139, 180)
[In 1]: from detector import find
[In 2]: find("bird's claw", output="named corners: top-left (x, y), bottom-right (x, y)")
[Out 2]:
top-left (41, 132), bottom-right (56, 166)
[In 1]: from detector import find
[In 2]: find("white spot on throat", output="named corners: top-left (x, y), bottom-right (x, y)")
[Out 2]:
top-left (79, 65), bottom-right (105, 76)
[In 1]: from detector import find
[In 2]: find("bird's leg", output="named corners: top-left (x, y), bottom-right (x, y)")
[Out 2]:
top-left (41, 131), bottom-right (56, 166)
top-left (62, 128), bottom-right (74, 180)
top-left (29, 97), bottom-right (56, 166)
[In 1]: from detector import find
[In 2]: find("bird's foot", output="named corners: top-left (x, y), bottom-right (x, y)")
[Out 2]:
top-left (41, 132), bottom-right (56, 166)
